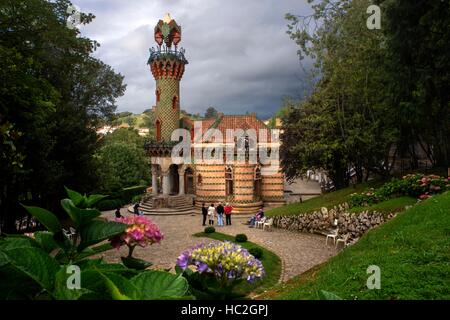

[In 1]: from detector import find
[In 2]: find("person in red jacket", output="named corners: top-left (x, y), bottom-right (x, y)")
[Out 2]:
top-left (224, 203), bottom-right (233, 226)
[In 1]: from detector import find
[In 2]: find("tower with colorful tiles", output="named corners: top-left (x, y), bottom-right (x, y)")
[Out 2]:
top-left (148, 13), bottom-right (187, 141)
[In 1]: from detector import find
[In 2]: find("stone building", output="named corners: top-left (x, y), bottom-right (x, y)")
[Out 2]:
top-left (144, 14), bottom-right (284, 214)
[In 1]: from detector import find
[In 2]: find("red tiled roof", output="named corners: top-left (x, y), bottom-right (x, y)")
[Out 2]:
top-left (198, 114), bottom-right (271, 141)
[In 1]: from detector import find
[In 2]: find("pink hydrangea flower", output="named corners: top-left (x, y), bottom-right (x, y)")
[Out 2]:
top-left (112, 216), bottom-right (163, 251)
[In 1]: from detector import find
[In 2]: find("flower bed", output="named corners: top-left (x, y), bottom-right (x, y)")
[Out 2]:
top-left (350, 174), bottom-right (449, 207)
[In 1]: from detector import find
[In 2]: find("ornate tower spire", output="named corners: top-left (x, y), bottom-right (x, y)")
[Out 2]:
top-left (148, 14), bottom-right (188, 141)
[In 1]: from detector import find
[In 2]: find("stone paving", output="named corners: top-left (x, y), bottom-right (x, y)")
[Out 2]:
top-left (99, 208), bottom-right (338, 282)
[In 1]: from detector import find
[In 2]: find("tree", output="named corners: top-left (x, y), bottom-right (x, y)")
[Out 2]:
top-left (281, 0), bottom-right (396, 188)
top-left (0, 0), bottom-right (125, 233)
top-left (95, 128), bottom-right (150, 194)
top-left (204, 107), bottom-right (219, 119)
top-left (378, 0), bottom-right (450, 167)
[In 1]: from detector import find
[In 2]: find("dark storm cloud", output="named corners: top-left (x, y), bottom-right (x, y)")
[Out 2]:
top-left (75, 0), bottom-right (312, 119)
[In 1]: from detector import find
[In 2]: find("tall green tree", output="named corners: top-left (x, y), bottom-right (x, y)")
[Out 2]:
top-left (204, 107), bottom-right (219, 119)
top-left (0, 0), bottom-right (125, 233)
top-left (379, 0), bottom-right (450, 167)
top-left (281, 0), bottom-right (396, 187)
top-left (95, 128), bottom-right (150, 194)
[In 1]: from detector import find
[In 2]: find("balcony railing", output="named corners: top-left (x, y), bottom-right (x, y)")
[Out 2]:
top-left (147, 47), bottom-right (188, 64)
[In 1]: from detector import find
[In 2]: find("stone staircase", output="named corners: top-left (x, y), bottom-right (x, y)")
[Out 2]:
top-left (133, 195), bottom-right (196, 215)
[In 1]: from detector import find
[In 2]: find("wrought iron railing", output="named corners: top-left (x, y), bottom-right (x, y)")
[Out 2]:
top-left (147, 47), bottom-right (188, 64)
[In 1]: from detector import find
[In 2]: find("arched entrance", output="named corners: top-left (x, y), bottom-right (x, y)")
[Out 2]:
top-left (169, 164), bottom-right (179, 195)
top-left (185, 167), bottom-right (194, 194)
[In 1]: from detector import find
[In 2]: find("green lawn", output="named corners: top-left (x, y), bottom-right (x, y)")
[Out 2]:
top-left (349, 196), bottom-right (418, 215)
top-left (266, 180), bottom-right (385, 217)
top-left (262, 192), bottom-right (450, 300)
top-left (193, 232), bottom-right (282, 295)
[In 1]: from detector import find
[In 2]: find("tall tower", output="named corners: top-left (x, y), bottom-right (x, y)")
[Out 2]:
top-left (148, 13), bottom-right (188, 141)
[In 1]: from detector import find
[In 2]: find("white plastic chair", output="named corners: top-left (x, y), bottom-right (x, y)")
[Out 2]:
top-left (326, 228), bottom-right (339, 245)
top-left (336, 233), bottom-right (350, 248)
top-left (255, 217), bottom-right (266, 229)
top-left (263, 218), bottom-right (273, 231)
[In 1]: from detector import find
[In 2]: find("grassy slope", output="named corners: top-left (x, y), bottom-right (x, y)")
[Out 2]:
top-left (266, 180), bottom-right (385, 217)
top-left (263, 192), bottom-right (450, 300)
top-left (194, 232), bottom-right (282, 295)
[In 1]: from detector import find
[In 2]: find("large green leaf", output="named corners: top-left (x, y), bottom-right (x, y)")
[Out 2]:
top-left (22, 205), bottom-right (61, 233)
top-left (0, 264), bottom-right (42, 299)
top-left (131, 270), bottom-right (189, 299)
top-left (3, 247), bottom-right (60, 291)
top-left (78, 220), bottom-right (127, 251)
top-left (64, 186), bottom-right (85, 207)
top-left (121, 256), bottom-right (152, 270)
top-left (61, 199), bottom-right (101, 227)
top-left (75, 243), bottom-right (113, 261)
top-left (34, 231), bottom-right (60, 253)
top-left (0, 236), bottom-right (39, 250)
top-left (0, 251), bottom-right (9, 268)
top-left (86, 194), bottom-right (108, 208)
top-left (101, 272), bottom-right (140, 300)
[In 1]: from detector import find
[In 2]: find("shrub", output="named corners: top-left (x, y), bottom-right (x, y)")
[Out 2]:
top-left (132, 194), bottom-right (143, 204)
top-left (235, 234), bottom-right (248, 243)
top-left (248, 247), bottom-right (263, 259)
top-left (176, 241), bottom-right (264, 299)
top-left (350, 174), bottom-right (449, 207)
top-left (120, 185), bottom-right (147, 204)
top-left (204, 226), bottom-right (215, 234)
top-left (95, 199), bottom-right (122, 211)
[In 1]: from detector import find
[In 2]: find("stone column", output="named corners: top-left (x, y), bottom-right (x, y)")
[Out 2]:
top-left (162, 171), bottom-right (170, 196)
top-left (178, 171), bottom-right (185, 195)
top-left (151, 166), bottom-right (158, 195)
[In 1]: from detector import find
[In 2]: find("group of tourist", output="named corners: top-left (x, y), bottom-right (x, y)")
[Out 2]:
top-left (247, 208), bottom-right (264, 228)
top-left (202, 202), bottom-right (233, 226)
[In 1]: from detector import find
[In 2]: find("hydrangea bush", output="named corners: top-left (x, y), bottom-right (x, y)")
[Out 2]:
top-left (111, 216), bottom-right (163, 269)
top-left (112, 216), bottom-right (163, 251)
top-left (176, 241), bottom-right (265, 299)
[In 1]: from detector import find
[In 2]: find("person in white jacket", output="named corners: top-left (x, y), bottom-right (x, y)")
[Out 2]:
top-left (207, 204), bottom-right (215, 225)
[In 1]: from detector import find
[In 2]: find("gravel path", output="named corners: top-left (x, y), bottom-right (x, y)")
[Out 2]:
top-left (99, 209), bottom-right (338, 281)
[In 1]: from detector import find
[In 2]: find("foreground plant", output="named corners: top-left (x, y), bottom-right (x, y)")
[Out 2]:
top-left (176, 241), bottom-right (265, 299)
top-left (0, 187), bottom-right (188, 300)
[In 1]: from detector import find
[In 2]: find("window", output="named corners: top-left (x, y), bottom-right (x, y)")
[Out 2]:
top-left (172, 95), bottom-right (178, 110)
top-left (225, 166), bottom-right (233, 196)
top-left (156, 88), bottom-right (161, 103)
top-left (156, 120), bottom-right (161, 141)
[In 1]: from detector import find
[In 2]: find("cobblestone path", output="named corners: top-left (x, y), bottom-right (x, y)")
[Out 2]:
top-left (100, 209), bottom-right (338, 282)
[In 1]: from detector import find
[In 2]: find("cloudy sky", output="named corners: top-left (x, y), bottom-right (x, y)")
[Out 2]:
top-left (74, 0), bottom-right (313, 119)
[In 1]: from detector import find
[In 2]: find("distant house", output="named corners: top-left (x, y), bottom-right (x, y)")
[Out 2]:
top-left (138, 128), bottom-right (150, 137)
top-left (96, 125), bottom-right (117, 135)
